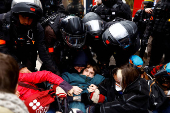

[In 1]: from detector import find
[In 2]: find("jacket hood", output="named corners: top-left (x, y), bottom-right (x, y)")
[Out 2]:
top-left (73, 51), bottom-right (88, 67)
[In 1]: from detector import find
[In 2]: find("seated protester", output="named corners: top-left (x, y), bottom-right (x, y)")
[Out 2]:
top-left (90, 65), bottom-right (150, 113)
top-left (145, 63), bottom-right (170, 113)
top-left (129, 55), bottom-right (150, 80)
top-left (17, 71), bottom-right (74, 113)
top-left (0, 53), bottom-right (29, 113)
top-left (62, 63), bottom-right (105, 113)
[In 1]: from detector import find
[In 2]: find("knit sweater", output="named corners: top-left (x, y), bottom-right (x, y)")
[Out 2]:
top-left (0, 92), bottom-right (29, 113)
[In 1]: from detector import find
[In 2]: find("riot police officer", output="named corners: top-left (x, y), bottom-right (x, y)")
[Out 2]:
top-left (41, 0), bottom-right (95, 74)
top-left (41, 14), bottom-right (94, 73)
top-left (133, 0), bottom-right (154, 59)
top-left (102, 19), bottom-right (140, 68)
top-left (0, 0), bottom-right (60, 74)
top-left (83, 14), bottom-right (140, 77)
top-left (94, 0), bottom-right (132, 22)
top-left (82, 12), bottom-right (107, 74)
top-left (143, 0), bottom-right (170, 66)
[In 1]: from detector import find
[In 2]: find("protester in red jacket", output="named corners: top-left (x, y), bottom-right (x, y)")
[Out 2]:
top-left (16, 71), bottom-right (73, 113)
top-left (17, 70), bottom-right (73, 100)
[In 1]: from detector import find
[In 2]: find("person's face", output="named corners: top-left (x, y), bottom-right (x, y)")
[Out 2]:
top-left (114, 74), bottom-right (120, 84)
top-left (19, 14), bottom-right (33, 26)
top-left (82, 67), bottom-right (95, 78)
top-left (74, 66), bottom-right (85, 73)
top-left (113, 69), bottom-right (122, 85)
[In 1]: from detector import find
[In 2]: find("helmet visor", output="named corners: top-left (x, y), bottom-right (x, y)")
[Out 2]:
top-left (61, 29), bottom-right (86, 48)
top-left (85, 20), bottom-right (104, 32)
top-left (109, 23), bottom-right (131, 49)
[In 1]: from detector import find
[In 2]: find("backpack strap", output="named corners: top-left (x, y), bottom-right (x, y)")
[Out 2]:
top-left (149, 80), bottom-right (155, 95)
top-left (18, 81), bottom-right (44, 91)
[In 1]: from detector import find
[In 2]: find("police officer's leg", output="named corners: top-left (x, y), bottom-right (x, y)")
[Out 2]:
top-left (25, 49), bottom-right (37, 72)
top-left (146, 36), bottom-right (153, 65)
top-left (149, 38), bottom-right (164, 66)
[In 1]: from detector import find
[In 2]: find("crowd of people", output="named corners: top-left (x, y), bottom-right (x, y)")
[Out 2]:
top-left (0, 0), bottom-right (170, 113)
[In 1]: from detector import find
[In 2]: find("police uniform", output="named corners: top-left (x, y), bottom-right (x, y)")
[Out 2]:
top-left (133, 0), bottom-right (154, 58)
top-left (41, 13), bottom-right (94, 73)
top-left (144, 0), bottom-right (170, 66)
top-left (94, 0), bottom-right (132, 21)
top-left (0, 3), bottom-right (60, 75)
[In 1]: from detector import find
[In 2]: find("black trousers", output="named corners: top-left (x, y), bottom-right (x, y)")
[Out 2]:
top-left (149, 36), bottom-right (170, 66)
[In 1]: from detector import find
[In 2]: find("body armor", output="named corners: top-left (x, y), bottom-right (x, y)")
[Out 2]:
top-left (94, 0), bottom-right (132, 22)
top-left (146, 1), bottom-right (170, 37)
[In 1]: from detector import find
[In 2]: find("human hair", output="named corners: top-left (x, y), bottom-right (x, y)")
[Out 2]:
top-left (128, 63), bottom-right (150, 80)
top-left (0, 53), bottom-right (19, 93)
top-left (83, 63), bottom-right (100, 75)
top-left (120, 65), bottom-right (140, 90)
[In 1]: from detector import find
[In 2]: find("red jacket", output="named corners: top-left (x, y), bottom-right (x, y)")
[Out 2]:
top-left (17, 71), bottom-right (72, 100)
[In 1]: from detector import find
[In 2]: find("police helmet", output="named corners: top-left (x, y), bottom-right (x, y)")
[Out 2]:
top-left (60, 16), bottom-right (86, 48)
top-left (102, 20), bottom-right (138, 50)
top-left (129, 55), bottom-right (143, 69)
top-left (82, 12), bottom-right (105, 40)
top-left (102, 0), bottom-right (118, 7)
top-left (11, 0), bottom-right (43, 20)
top-left (143, 0), bottom-right (154, 8)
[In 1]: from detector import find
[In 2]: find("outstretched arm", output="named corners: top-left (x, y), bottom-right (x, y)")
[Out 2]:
top-left (19, 70), bottom-right (72, 92)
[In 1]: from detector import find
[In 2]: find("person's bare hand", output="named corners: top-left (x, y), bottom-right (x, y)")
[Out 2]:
top-left (19, 67), bottom-right (32, 73)
top-left (145, 8), bottom-right (153, 14)
top-left (15, 91), bottom-right (20, 97)
top-left (67, 88), bottom-right (74, 96)
top-left (87, 84), bottom-right (98, 93)
top-left (72, 86), bottom-right (83, 95)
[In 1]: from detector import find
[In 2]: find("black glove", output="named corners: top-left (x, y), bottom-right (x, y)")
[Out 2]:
top-left (81, 93), bottom-right (93, 105)
top-left (86, 104), bottom-right (102, 113)
top-left (94, 104), bottom-right (102, 113)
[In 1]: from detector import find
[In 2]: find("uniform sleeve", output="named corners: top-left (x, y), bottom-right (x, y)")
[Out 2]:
top-left (143, 3), bottom-right (160, 39)
top-left (133, 10), bottom-right (142, 23)
top-left (35, 23), bottom-right (60, 75)
top-left (0, 13), bottom-right (24, 69)
top-left (19, 71), bottom-right (72, 92)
